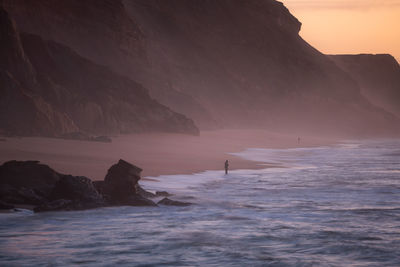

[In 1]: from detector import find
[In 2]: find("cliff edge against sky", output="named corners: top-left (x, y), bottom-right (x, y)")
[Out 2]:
top-left (1, 0), bottom-right (399, 137)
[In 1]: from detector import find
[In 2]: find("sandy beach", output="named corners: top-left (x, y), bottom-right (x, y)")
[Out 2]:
top-left (0, 130), bottom-right (336, 180)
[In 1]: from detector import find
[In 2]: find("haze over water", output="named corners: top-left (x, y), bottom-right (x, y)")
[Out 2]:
top-left (1, 140), bottom-right (400, 266)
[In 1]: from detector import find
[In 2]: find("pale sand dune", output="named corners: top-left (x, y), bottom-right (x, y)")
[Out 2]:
top-left (0, 130), bottom-right (336, 180)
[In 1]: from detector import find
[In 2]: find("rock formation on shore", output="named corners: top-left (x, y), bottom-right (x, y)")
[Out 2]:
top-left (0, 159), bottom-right (166, 212)
top-left (93, 159), bottom-right (156, 206)
top-left (0, 6), bottom-right (198, 137)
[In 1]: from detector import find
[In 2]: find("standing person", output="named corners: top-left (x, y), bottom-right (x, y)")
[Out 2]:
top-left (298, 137), bottom-right (301, 144)
top-left (224, 160), bottom-right (229, 175)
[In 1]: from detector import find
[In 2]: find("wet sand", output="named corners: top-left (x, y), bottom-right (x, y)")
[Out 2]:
top-left (0, 130), bottom-right (336, 180)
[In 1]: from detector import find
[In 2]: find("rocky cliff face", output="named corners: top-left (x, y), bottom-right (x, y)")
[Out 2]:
top-left (330, 54), bottom-right (400, 117)
top-left (2, 1), bottom-right (399, 136)
top-left (123, 0), bottom-right (399, 135)
top-left (0, 7), bottom-right (198, 136)
top-left (3, 0), bottom-right (146, 76)
top-left (20, 32), bottom-right (198, 135)
top-left (0, 7), bottom-right (78, 136)
top-left (3, 0), bottom-right (215, 129)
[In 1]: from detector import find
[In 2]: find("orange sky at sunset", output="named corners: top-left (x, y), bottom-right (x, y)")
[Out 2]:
top-left (282, 0), bottom-right (400, 62)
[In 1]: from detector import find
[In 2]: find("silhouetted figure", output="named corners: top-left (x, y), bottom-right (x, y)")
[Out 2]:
top-left (298, 137), bottom-right (301, 144)
top-left (225, 160), bottom-right (229, 174)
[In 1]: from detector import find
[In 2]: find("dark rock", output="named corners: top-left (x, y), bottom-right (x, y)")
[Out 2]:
top-left (34, 199), bottom-right (73, 212)
top-left (0, 159), bottom-right (159, 211)
top-left (92, 180), bottom-right (106, 196)
top-left (102, 159), bottom-right (142, 204)
top-left (136, 185), bottom-right (156, 198)
top-left (126, 195), bottom-right (157, 207)
top-left (157, 198), bottom-right (191, 207)
top-left (0, 160), bottom-right (61, 204)
top-left (0, 184), bottom-right (23, 204)
top-left (16, 187), bottom-right (46, 205)
top-left (0, 200), bottom-right (15, 210)
top-left (34, 198), bottom-right (104, 212)
top-left (96, 160), bottom-right (158, 206)
top-left (50, 175), bottom-right (104, 205)
top-left (155, 191), bottom-right (172, 197)
top-left (0, 138), bottom-right (6, 142)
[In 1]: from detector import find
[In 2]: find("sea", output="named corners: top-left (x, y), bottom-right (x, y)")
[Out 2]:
top-left (1, 140), bottom-right (400, 266)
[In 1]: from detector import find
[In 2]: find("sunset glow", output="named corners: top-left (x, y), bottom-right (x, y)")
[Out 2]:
top-left (283, 0), bottom-right (400, 61)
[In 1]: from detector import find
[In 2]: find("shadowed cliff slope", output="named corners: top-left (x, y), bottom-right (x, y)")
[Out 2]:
top-left (330, 54), bottom-right (400, 118)
top-left (2, 0), bottom-right (215, 129)
top-left (0, 7), bottom-right (78, 136)
top-left (0, 7), bottom-right (198, 136)
top-left (3, 0), bottom-right (400, 136)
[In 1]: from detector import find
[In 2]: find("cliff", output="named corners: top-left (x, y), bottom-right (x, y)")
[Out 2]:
top-left (2, 0), bottom-right (215, 129)
top-left (0, 7), bottom-right (78, 136)
top-left (0, 7), bottom-right (198, 136)
top-left (330, 54), bottom-right (400, 117)
top-left (122, 0), bottom-right (400, 135)
top-left (2, 0), bottom-right (399, 136)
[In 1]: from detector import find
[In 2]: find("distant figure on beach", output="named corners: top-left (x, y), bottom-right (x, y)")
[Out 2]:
top-left (225, 160), bottom-right (229, 174)
top-left (298, 137), bottom-right (301, 144)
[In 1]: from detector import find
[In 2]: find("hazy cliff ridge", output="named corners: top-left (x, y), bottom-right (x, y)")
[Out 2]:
top-left (330, 54), bottom-right (400, 118)
top-left (2, 0), bottom-right (400, 136)
top-left (0, 7), bottom-right (198, 136)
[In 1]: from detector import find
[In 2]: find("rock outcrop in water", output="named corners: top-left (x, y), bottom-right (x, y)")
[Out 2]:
top-left (3, 0), bottom-right (399, 136)
top-left (94, 159), bottom-right (156, 206)
top-left (0, 159), bottom-right (161, 212)
top-left (0, 161), bottom-right (61, 205)
top-left (0, 6), bottom-right (198, 137)
top-left (157, 197), bottom-right (191, 207)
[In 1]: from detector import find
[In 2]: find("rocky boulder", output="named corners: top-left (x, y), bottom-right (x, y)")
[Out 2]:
top-left (50, 175), bottom-right (104, 206)
top-left (136, 184), bottom-right (156, 198)
top-left (0, 160), bottom-right (61, 204)
top-left (34, 199), bottom-right (73, 212)
top-left (102, 159), bottom-right (142, 203)
top-left (93, 159), bottom-right (156, 206)
top-left (157, 198), bottom-right (191, 207)
top-left (125, 195), bottom-right (157, 207)
top-left (0, 159), bottom-right (161, 211)
top-left (156, 191), bottom-right (172, 197)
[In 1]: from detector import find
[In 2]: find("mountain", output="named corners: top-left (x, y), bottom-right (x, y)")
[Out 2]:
top-left (2, 0), bottom-right (399, 136)
top-left (330, 54), bottom-right (400, 118)
top-left (0, 7), bottom-right (198, 136)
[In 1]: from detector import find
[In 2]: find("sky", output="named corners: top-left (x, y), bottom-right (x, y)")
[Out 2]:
top-left (281, 0), bottom-right (400, 62)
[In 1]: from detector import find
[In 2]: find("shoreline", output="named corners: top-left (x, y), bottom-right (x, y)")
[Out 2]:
top-left (0, 130), bottom-right (338, 180)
